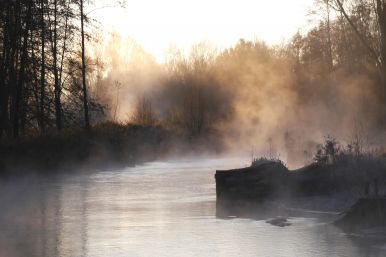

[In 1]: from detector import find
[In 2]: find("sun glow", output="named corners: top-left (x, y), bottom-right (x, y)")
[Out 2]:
top-left (91, 0), bottom-right (312, 62)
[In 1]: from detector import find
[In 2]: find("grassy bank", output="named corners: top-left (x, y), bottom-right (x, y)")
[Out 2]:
top-left (0, 121), bottom-right (226, 176)
top-left (0, 122), bottom-right (170, 175)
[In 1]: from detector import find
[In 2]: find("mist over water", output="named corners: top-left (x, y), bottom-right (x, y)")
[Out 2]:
top-left (93, 33), bottom-right (386, 168)
top-left (1, 157), bottom-right (385, 257)
top-left (2, 1), bottom-right (386, 256)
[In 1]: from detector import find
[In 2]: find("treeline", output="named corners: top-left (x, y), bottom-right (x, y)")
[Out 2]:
top-left (2, 0), bottom-right (386, 145)
top-left (0, 0), bottom-right (104, 139)
top-left (289, 0), bottom-right (386, 122)
top-left (98, 0), bottom-right (386, 146)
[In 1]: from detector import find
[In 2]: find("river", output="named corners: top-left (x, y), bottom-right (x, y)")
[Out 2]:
top-left (0, 157), bottom-right (385, 257)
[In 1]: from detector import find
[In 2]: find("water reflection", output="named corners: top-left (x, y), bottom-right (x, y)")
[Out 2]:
top-left (0, 157), bottom-right (385, 257)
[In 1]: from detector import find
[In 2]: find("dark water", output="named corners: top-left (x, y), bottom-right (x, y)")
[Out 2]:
top-left (1, 157), bottom-right (385, 257)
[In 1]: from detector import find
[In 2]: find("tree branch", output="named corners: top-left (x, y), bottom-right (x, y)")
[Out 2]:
top-left (334, 0), bottom-right (382, 67)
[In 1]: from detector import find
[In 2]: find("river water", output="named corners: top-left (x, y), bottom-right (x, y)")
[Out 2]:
top-left (1, 157), bottom-right (385, 257)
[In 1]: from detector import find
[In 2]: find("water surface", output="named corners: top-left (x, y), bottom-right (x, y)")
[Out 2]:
top-left (1, 157), bottom-right (385, 257)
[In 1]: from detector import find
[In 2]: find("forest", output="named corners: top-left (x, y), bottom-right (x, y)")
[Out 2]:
top-left (1, 0), bottom-right (386, 172)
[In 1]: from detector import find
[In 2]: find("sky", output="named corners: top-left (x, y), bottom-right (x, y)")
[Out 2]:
top-left (90, 0), bottom-right (314, 62)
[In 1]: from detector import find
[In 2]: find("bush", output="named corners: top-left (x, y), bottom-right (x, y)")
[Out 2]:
top-left (251, 157), bottom-right (286, 167)
top-left (314, 136), bottom-right (340, 165)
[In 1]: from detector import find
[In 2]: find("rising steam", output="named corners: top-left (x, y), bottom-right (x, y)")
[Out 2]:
top-left (91, 33), bottom-right (385, 167)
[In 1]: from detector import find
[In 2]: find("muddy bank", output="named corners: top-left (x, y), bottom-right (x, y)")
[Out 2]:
top-left (335, 198), bottom-right (386, 232)
top-left (215, 160), bottom-right (386, 218)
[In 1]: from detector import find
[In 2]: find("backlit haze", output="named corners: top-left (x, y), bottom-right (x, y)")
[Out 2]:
top-left (91, 0), bottom-right (313, 62)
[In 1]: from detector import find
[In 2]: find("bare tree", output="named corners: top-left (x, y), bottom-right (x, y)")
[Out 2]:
top-left (333, 2), bottom-right (382, 72)
top-left (80, 0), bottom-right (90, 129)
top-left (12, 0), bottom-right (33, 138)
top-left (313, 0), bottom-right (335, 71)
top-left (39, 0), bottom-right (46, 132)
top-left (131, 96), bottom-right (156, 126)
top-left (113, 80), bottom-right (121, 121)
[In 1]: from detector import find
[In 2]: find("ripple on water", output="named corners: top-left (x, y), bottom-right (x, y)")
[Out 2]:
top-left (0, 157), bottom-right (385, 257)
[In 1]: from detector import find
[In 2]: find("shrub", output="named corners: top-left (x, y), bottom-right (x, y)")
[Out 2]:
top-left (314, 136), bottom-right (340, 165)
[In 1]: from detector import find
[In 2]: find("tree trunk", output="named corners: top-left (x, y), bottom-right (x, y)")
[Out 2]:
top-left (80, 0), bottom-right (90, 129)
top-left (8, 2), bottom-right (19, 138)
top-left (335, 0), bottom-right (386, 124)
top-left (59, 0), bottom-right (70, 85)
top-left (39, 0), bottom-right (46, 132)
top-left (13, 0), bottom-right (33, 138)
top-left (0, 3), bottom-right (9, 138)
top-left (376, 0), bottom-right (386, 124)
top-left (53, 0), bottom-right (62, 130)
top-left (325, 0), bottom-right (334, 72)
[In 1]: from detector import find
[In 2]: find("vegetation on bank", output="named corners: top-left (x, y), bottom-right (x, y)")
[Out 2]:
top-left (0, 121), bottom-right (226, 175)
top-left (313, 136), bottom-right (386, 179)
top-left (2, 0), bottom-right (386, 175)
top-left (216, 137), bottom-right (386, 222)
top-left (251, 136), bottom-right (386, 196)
top-left (0, 122), bottom-right (155, 174)
top-left (2, 1), bottom-right (386, 140)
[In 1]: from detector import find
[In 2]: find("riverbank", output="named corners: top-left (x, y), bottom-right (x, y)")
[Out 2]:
top-left (2, 157), bottom-right (379, 257)
top-left (0, 122), bottom-right (224, 176)
top-left (0, 123), bottom-right (159, 175)
top-left (335, 197), bottom-right (386, 231)
top-left (215, 158), bottom-right (386, 225)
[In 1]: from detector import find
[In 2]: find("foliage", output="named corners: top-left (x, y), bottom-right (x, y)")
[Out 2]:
top-left (0, 0), bottom-right (119, 139)
top-left (251, 157), bottom-right (286, 168)
top-left (131, 96), bottom-right (157, 126)
top-left (0, 122), bottom-right (168, 173)
top-left (314, 136), bottom-right (340, 164)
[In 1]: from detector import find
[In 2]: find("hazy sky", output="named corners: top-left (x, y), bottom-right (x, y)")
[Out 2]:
top-left (91, 0), bottom-right (314, 62)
